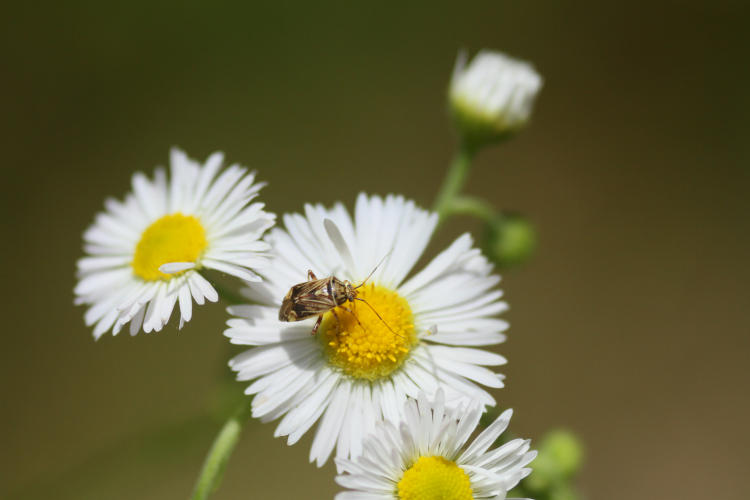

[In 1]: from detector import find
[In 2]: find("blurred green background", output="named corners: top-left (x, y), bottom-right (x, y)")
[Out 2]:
top-left (3, 1), bottom-right (749, 499)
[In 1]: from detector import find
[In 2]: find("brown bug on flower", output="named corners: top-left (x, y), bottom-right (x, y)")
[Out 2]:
top-left (278, 258), bottom-right (400, 337)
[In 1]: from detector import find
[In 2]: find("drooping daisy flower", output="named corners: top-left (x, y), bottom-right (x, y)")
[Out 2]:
top-left (225, 194), bottom-right (508, 466)
top-left (450, 49), bottom-right (542, 144)
top-left (75, 148), bottom-right (275, 338)
top-left (335, 391), bottom-right (535, 500)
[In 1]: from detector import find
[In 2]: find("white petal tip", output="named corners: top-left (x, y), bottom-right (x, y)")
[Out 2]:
top-left (159, 262), bottom-right (196, 274)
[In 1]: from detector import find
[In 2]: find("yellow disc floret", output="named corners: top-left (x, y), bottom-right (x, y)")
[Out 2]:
top-left (319, 284), bottom-right (416, 381)
top-left (397, 456), bottom-right (473, 500)
top-left (132, 213), bottom-right (207, 281)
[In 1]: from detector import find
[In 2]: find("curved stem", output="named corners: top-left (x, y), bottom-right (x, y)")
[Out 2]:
top-left (190, 401), bottom-right (251, 500)
top-left (445, 196), bottom-right (496, 222)
top-left (433, 140), bottom-right (477, 225)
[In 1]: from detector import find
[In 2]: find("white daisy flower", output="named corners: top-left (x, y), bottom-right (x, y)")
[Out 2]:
top-left (450, 49), bottom-right (542, 142)
top-left (225, 193), bottom-right (509, 466)
top-left (75, 148), bottom-right (275, 338)
top-left (335, 390), bottom-right (535, 500)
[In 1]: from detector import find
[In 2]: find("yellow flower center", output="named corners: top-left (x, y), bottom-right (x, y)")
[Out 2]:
top-left (319, 284), bottom-right (417, 381)
top-left (131, 213), bottom-right (207, 281)
top-left (397, 456), bottom-right (473, 500)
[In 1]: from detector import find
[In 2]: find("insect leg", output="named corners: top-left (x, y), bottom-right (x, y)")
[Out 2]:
top-left (339, 306), bottom-right (367, 332)
top-left (307, 270), bottom-right (318, 281)
top-left (310, 315), bottom-right (323, 336)
top-left (330, 309), bottom-right (343, 330)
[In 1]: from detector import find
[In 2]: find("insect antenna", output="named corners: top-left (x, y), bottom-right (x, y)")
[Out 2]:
top-left (353, 297), bottom-right (405, 340)
top-left (353, 251), bottom-right (392, 289)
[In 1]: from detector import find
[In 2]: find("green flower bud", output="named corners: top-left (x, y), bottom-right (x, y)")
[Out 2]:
top-left (449, 50), bottom-right (542, 148)
top-left (522, 429), bottom-right (584, 493)
top-left (484, 213), bottom-right (537, 268)
top-left (543, 430), bottom-right (584, 478)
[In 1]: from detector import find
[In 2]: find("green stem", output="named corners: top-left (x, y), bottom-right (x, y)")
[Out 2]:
top-left (433, 140), bottom-right (477, 224)
top-left (445, 196), bottom-right (496, 222)
top-left (190, 402), bottom-right (251, 500)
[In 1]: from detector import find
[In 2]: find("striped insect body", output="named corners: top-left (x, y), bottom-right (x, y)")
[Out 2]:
top-left (278, 263), bottom-right (400, 337)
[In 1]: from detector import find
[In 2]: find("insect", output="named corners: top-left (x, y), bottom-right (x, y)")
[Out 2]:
top-left (278, 260), bottom-right (399, 337)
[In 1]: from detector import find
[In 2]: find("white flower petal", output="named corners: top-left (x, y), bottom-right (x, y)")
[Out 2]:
top-left (158, 262), bottom-right (196, 274)
top-left (310, 380), bottom-right (352, 467)
top-left (324, 218), bottom-right (356, 274)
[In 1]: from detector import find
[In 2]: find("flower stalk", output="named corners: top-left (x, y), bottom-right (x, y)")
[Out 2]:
top-left (445, 195), bottom-right (496, 221)
top-left (190, 402), bottom-right (251, 500)
top-left (433, 141), bottom-right (477, 224)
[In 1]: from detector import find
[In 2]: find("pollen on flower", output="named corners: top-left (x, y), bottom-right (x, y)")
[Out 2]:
top-left (132, 213), bottom-right (207, 281)
top-left (397, 456), bottom-right (473, 500)
top-left (319, 284), bottom-right (416, 381)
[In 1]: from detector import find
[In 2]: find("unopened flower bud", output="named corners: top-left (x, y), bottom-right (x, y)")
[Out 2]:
top-left (450, 50), bottom-right (542, 147)
top-left (484, 213), bottom-right (537, 268)
top-left (523, 429), bottom-right (584, 493)
top-left (543, 430), bottom-right (584, 477)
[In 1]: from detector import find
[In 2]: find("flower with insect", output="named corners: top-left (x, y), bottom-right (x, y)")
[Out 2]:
top-left (75, 148), bottom-right (275, 337)
top-left (225, 193), bottom-right (508, 466)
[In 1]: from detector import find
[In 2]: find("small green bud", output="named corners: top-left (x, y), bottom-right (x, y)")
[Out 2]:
top-left (523, 429), bottom-right (584, 493)
top-left (543, 430), bottom-right (584, 478)
top-left (484, 213), bottom-right (537, 268)
top-left (449, 49), bottom-right (542, 149)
